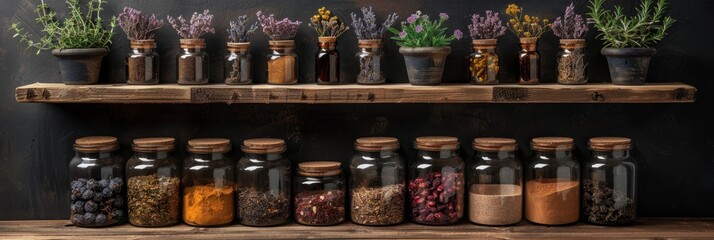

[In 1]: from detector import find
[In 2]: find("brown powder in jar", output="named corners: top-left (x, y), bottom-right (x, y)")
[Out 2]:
top-left (178, 57), bottom-right (197, 84)
top-left (127, 57), bottom-right (147, 83)
top-left (268, 56), bottom-right (296, 84)
top-left (183, 184), bottom-right (235, 226)
top-left (525, 179), bottom-right (579, 225)
top-left (469, 184), bottom-right (522, 225)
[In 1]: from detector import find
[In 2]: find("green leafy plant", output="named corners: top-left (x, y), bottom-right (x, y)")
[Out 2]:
top-left (10, 0), bottom-right (117, 54)
top-left (588, 0), bottom-right (674, 48)
top-left (389, 11), bottom-right (463, 48)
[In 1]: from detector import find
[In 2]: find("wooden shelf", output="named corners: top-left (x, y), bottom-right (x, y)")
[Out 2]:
top-left (0, 219), bottom-right (712, 239)
top-left (15, 83), bottom-right (696, 104)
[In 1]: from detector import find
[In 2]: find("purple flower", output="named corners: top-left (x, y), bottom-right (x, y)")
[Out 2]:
top-left (415, 25), bottom-right (423, 33)
top-left (468, 10), bottom-right (507, 39)
top-left (399, 31), bottom-right (407, 38)
top-left (552, 2), bottom-right (589, 39)
top-left (351, 6), bottom-right (399, 39)
top-left (454, 29), bottom-right (463, 40)
top-left (167, 10), bottom-right (215, 39)
top-left (422, 15), bottom-right (429, 20)
top-left (407, 14), bottom-right (418, 24)
top-left (439, 13), bottom-right (449, 20)
top-left (256, 11), bottom-right (302, 40)
top-left (118, 7), bottom-right (165, 40)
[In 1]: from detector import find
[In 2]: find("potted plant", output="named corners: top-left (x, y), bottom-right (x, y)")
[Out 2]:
top-left (225, 15), bottom-right (258, 85)
top-left (552, 3), bottom-right (589, 85)
top-left (505, 4), bottom-right (551, 85)
top-left (351, 6), bottom-right (399, 85)
top-left (589, 0), bottom-right (674, 85)
top-left (309, 7), bottom-right (349, 85)
top-left (257, 11), bottom-right (302, 85)
top-left (10, 0), bottom-right (116, 85)
top-left (389, 11), bottom-right (463, 86)
top-left (167, 10), bottom-right (215, 85)
top-left (468, 10), bottom-right (507, 85)
top-left (118, 7), bottom-right (164, 85)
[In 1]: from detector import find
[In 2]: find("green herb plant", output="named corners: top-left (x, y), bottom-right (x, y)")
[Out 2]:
top-left (389, 11), bottom-right (463, 48)
top-left (588, 0), bottom-right (674, 48)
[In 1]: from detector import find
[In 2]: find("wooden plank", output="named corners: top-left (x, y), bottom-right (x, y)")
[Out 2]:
top-left (15, 83), bottom-right (697, 104)
top-left (0, 219), bottom-right (712, 239)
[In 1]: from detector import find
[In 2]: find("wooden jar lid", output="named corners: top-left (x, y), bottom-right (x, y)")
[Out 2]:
top-left (180, 38), bottom-right (206, 48)
top-left (268, 40), bottom-right (295, 50)
top-left (241, 138), bottom-right (286, 154)
top-left (298, 161), bottom-right (342, 177)
top-left (358, 39), bottom-right (382, 48)
top-left (473, 137), bottom-right (518, 152)
top-left (130, 39), bottom-right (156, 49)
top-left (132, 137), bottom-right (175, 153)
top-left (187, 138), bottom-right (231, 154)
top-left (227, 42), bottom-right (250, 51)
top-left (355, 137), bottom-right (400, 152)
top-left (74, 136), bottom-right (119, 153)
top-left (531, 137), bottom-right (574, 151)
top-left (589, 137), bottom-right (632, 151)
top-left (414, 136), bottom-right (460, 151)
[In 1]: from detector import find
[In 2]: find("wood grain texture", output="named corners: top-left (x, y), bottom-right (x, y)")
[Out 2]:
top-left (0, 219), bottom-right (712, 239)
top-left (15, 83), bottom-right (697, 104)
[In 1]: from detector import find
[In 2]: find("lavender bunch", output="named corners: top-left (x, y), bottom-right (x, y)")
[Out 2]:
top-left (552, 3), bottom-right (589, 39)
top-left (167, 10), bottom-right (215, 39)
top-left (468, 11), bottom-right (507, 39)
top-left (256, 11), bottom-right (302, 40)
top-left (351, 6), bottom-right (399, 40)
top-left (227, 15), bottom-right (258, 43)
top-left (309, 7), bottom-right (349, 37)
top-left (118, 7), bottom-right (164, 41)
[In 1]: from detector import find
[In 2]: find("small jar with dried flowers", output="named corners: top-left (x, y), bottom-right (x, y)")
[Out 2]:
top-left (118, 7), bottom-right (164, 85)
top-left (468, 11), bottom-right (507, 84)
top-left (351, 7), bottom-right (398, 85)
top-left (257, 11), bottom-right (302, 85)
top-left (167, 10), bottom-right (215, 85)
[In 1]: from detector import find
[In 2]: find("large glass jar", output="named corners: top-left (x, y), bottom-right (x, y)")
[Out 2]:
top-left (69, 136), bottom-right (125, 227)
top-left (295, 161), bottom-right (346, 226)
top-left (127, 40), bottom-right (160, 85)
top-left (178, 39), bottom-right (209, 85)
top-left (525, 137), bottom-right (580, 225)
top-left (267, 40), bottom-right (298, 85)
top-left (469, 39), bottom-right (500, 85)
top-left (356, 39), bottom-right (385, 85)
top-left (225, 42), bottom-right (252, 85)
top-left (350, 137), bottom-right (405, 226)
top-left (126, 137), bottom-right (180, 227)
top-left (182, 138), bottom-right (235, 227)
top-left (409, 136), bottom-right (465, 225)
top-left (469, 138), bottom-right (522, 226)
top-left (584, 137), bottom-right (637, 225)
top-left (518, 37), bottom-right (540, 85)
top-left (236, 138), bottom-right (291, 226)
top-left (557, 39), bottom-right (588, 85)
top-left (316, 37), bottom-right (339, 85)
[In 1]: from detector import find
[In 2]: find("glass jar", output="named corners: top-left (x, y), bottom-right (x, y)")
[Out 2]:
top-left (178, 39), bottom-right (209, 85)
top-left (584, 137), bottom-right (637, 225)
top-left (525, 137), bottom-right (580, 225)
top-left (469, 138), bottom-right (522, 226)
top-left (350, 137), bottom-right (405, 226)
top-left (469, 39), bottom-right (500, 85)
top-left (295, 161), bottom-right (346, 226)
top-left (127, 40), bottom-right (160, 85)
top-left (518, 37), bottom-right (540, 85)
top-left (409, 136), bottom-right (465, 225)
top-left (236, 138), bottom-right (291, 226)
top-left (267, 40), bottom-right (298, 85)
top-left (356, 39), bottom-right (385, 85)
top-left (225, 42), bottom-right (252, 85)
top-left (126, 137), bottom-right (180, 227)
top-left (182, 138), bottom-right (235, 226)
top-left (557, 39), bottom-right (588, 85)
top-left (316, 37), bottom-right (339, 85)
top-left (69, 136), bottom-right (125, 227)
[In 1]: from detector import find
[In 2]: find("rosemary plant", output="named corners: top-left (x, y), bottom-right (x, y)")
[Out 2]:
top-left (588, 0), bottom-right (675, 48)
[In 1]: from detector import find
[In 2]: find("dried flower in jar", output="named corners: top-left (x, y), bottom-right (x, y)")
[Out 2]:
top-left (295, 190), bottom-right (345, 225)
top-left (351, 184), bottom-right (404, 225)
top-left (127, 175), bottom-right (180, 226)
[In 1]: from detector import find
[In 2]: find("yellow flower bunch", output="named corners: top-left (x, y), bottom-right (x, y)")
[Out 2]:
top-left (505, 4), bottom-right (550, 38)
top-left (310, 6), bottom-right (348, 37)
top-left (312, 7), bottom-right (332, 23)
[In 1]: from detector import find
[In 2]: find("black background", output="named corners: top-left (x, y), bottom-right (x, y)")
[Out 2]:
top-left (0, 0), bottom-right (712, 220)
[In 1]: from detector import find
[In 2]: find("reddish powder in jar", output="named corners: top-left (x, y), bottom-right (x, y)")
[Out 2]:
top-left (525, 179), bottom-right (580, 225)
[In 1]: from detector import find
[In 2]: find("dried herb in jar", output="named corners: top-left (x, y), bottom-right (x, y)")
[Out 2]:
top-left (409, 171), bottom-right (464, 224)
top-left (70, 177), bottom-right (125, 226)
top-left (583, 179), bottom-right (636, 224)
top-left (238, 188), bottom-right (290, 226)
top-left (295, 190), bottom-right (345, 225)
top-left (351, 184), bottom-right (404, 225)
top-left (127, 175), bottom-right (180, 226)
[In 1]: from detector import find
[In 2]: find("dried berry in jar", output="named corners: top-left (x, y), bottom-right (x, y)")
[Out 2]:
top-left (409, 171), bottom-right (464, 224)
top-left (70, 177), bottom-right (125, 226)
top-left (295, 190), bottom-right (345, 225)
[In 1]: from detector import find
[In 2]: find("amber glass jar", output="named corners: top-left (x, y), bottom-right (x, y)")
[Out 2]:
top-left (236, 138), bottom-right (291, 226)
top-left (178, 39), bottom-right (209, 85)
top-left (356, 40), bottom-right (385, 85)
top-left (469, 39), bottom-right (500, 85)
top-left (557, 39), bottom-right (588, 85)
top-left (584, 137), bottom-right (637, 225)
top-left (350, 137), bottom-right (405, 225)
top-left (518, 37), bottom-right (540, 85)
top-left (409, 136), bottom-right (465, 225)
top-left (127, 40), bottom-right (160, 85)
top-left (295, 161), bottom-right (346, 226)
top-left (525, 137), bottom-right (580, 225)
top-left (267, 40), bottom-right (298, 85)
top-left (182, 138), bottom-right (235, 226)
top-left (69, 136), bottom-right (125, 227)
top-left (316, 37), bottom-right (339, 85)
top-left (469, 138), bottom-right (522, 226)
top-left (225, 42), bottom-right (252, 85)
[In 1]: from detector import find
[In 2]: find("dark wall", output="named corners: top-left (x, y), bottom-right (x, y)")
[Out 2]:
top-left (1, 0), bottom-right (713, 220)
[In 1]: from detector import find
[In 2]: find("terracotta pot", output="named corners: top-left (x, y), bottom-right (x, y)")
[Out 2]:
top-left (52, 48), bottom-right (108, 85)
top-left (399, 46), bottom-right (452, 86)
top-left (601, 47), bottom-right (657, 85)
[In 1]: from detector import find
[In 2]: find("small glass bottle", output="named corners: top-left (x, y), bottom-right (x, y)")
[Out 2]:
top-left (356, 40), bottom-right (385, 85)
top-left (225, 42), bottom-right (252, 85)
top-left (350, 137), bottom-right (405, 225)
top-left (316, 37), bottom-right (339, 85)
top-left (127, 40), bottom-right (160, 85)
top-left (557, 39), bottom-right (588, 85)
top-left (126, 137), bottom-right (180, 227)
top-left (469, 138), bottom-right (522, 226)
top-left (525, 137), bottom-right (580, 225)
top-left (267, 40), bottom-right (298, 85)
top-left (178, 39), bottom-right (209, 85)
top-left (294, 161), bottom-right (346, 226)
top-left (69, 136), bottom-right (125, 227)
top-left (584, 137), bottom-right (637, 225)
top-left (236, 138), bottom-right (291, 226)
top-left (469, 39), bottom-right (500, 85)
top-left (409, 136), bottom-right (465, 225)
top-left (519, 37), bottom-right (540, 85)
top-left (182, 138), bottom-right (235, 227)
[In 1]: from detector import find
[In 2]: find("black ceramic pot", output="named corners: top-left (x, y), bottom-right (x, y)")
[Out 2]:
top-left (399, 47), bottom-right (451, 86)
top-left (52, 48), bottom-right (108, 85)
top-left (601, 47), bottom-right (656, 85)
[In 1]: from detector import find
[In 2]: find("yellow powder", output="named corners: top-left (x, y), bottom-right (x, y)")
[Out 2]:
top-left (183, 184), bottom-right (235, 226)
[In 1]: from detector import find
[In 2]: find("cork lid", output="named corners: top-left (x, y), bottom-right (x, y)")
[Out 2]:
top-left (132, 137), bottom-right (175, 153)
top-left (355, 137), bottom-right (400, 152)
top-left (358, 39), bottom-right (382, 48)
top-left (241, 138), bottom-right (286, 154)
top-left (473, 137), bottom-right (518, 152)
top-left (74, 136), bottom-right (119, 153)
top-left (227, 42), bottom-right (250, 51)
top-left (414, 136), bottom-right (460, 151)
top-left (531, 137), bottom-right (574, 151)
top-left (130, 39), bottom-right (156, 48)
top-left (589, 137), bottom-right (632, 151)
top-left (180, 38), bottom-right (206, 48)
top-left (268, 40), bottom-right (295, 50)
top-left (298, 161), bottom-right (342, 177)
top-left (472, 39), bottom-right (498, 47)
top-left (187, 138), bottom-right (231, 154)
